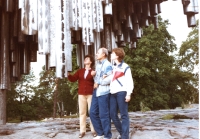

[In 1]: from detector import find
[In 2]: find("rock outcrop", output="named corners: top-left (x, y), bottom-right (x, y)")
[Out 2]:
top-left (0, 104), bottom-right (198, 139)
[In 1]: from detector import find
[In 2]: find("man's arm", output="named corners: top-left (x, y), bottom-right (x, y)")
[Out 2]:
top-left (99, 65), bottom-right (113, 86)
top-left (99, 74), bottom-right (112, 85)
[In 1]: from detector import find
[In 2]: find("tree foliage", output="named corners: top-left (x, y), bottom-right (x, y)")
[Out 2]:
top-left (178, 20), bottom-right (199, 73)
top-left (176, 20), bottom-right (199, 104)
top-left (7, 70), bottom-right (37, 121)
top-left (66, 45), bottom-right (79, 99)
top-left (7, 66), bottom-right (78, 121)
top-left (32, 66), bottom-right (56, 118)
top-left (124, 16), bottom-right (198, 111)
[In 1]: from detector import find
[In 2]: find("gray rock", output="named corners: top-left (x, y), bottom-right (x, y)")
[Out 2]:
top-left (0, 104), bottom-right (198, 139)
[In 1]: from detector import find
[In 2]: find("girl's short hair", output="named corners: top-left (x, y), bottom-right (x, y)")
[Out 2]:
top-left (112, 48), bottom-right (125, 62)
top-left (84, 55), bottom-right (95, 68)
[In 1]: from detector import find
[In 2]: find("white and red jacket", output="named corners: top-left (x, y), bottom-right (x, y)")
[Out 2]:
top-left (110, 61), bottom-right (134, 96)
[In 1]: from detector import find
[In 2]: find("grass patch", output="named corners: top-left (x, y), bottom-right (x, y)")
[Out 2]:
top-left (7, 118), bottom-right (21, 123)
top-left (161, 114), bottom-right (174, 120)
top-left (161, 114), bottom-right (191, 120)
top-left (65, 115), bottom-right (78, 118)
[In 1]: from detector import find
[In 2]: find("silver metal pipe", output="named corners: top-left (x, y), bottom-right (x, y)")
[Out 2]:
top-left (21, 0), bottom-right (37, 35)
top-left (0, 12), bottom-right (10, 90)
top-left (38, 0), bottom-right (49, 55)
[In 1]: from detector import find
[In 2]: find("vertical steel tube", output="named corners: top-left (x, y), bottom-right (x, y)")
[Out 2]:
top-left (104, 24), bottom-right (112, 52)
top-left (22, 40), bottom-right (30, 74)
top-left (13, 11), bottom-right (18, 37)
top-left (0, 12), bottom-right (10, 90)
top-left (64, 0), bottom-right (72, 74)
top-left (5, 0), bottom-right (13, 12)
top-left (21, 0), bottom-right (37, 35)
top-left (38, 0), bottom-right (49, 54)
top-left (0, 90), bottom-right (6, 125)
top-left (18, 9), bottom-right (25, 42)
top-left (30, 43), bottom-right (37, 62)
top-left (187, 14), bottom-right (196, 27)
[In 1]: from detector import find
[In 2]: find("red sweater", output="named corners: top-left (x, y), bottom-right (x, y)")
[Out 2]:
top-left (68, 68), bottom-right (94, 95)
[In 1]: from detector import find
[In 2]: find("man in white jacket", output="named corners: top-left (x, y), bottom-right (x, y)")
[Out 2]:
top-left (109, 48), bottom-right (134, 139)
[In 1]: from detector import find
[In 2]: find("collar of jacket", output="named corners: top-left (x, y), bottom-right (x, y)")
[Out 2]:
top-left (114, 60), bottom-right (124, 67)
top-left (98, 59), bottom-right (107, 64)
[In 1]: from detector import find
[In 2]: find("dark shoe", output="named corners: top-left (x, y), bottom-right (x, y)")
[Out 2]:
top-left (79, 132), bottom-right (85, 138)
top-left (92, 132), bottom-right (97, 137)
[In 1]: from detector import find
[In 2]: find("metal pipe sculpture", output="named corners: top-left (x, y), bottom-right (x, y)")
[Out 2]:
top-left (0, 0), bottom-right (199, 125)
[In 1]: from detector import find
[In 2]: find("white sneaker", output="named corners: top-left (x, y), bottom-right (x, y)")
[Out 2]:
top-left (93, 135), bottom-right (104, 139)
top-left (117, 135), bottom-right (121, 139)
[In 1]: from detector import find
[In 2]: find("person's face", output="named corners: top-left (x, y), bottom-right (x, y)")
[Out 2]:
top-left (96, 49), bottom-right (105, 60)
top-left (111, 51), bottom-right (118, 61)
top-left (84, 57), bottom-right (92, 66)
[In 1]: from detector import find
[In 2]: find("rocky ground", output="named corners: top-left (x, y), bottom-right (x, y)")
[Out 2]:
top-left (0, 104), bottom-right (198, 139)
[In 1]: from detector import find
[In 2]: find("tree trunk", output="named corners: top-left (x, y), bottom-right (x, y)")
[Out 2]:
top-left (53, 79), bottom-right (59, 118)
top-left (0, 90), bottom-right (6, 125)
top-left (53, 89), bottom-right (57, 118)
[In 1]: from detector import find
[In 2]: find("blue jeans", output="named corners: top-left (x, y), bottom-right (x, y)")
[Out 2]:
top-left (110, 91), bottom-right (129, 139)
top-left (90, 89), bottom-right (112, 138)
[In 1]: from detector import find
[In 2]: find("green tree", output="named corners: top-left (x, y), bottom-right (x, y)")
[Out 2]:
top-left (65, 45), bottom-right (80, 115)
top-left (175, 20), bottom-right (199, 104)
top-left (7, 70), bottom-right (37, 121)
top-left (57, 78), bottom-right (78, 116)
top-left (178, 20), bottom-right (199, 73)
top-left (7, 83), bottom-right (20, 121)
top-left (124, 16), bottom-right (198, 111)
top-left (33, 66), bottom-right (56, 118)
top-left (67, 45), bottom-right (79, 99)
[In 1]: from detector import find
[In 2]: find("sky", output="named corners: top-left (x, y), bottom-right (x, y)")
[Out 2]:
top-left (31, 1), bottom-right (199, 77)
top-left (160, 0), bottom-right (196, 47)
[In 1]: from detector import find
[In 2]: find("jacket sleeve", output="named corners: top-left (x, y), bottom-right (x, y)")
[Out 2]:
top-left (99, 64), bottom-right (112, 85)
top-left (99, 74), bottom-right (112, 86)
top-left (105, 65), bottom-right (113, 75)
top-left (125, 67), bottom-right (134, 95)
top-left (68, 70), bottom-right (80, 82)
top-left (93, 66), bottom-right (98, 84)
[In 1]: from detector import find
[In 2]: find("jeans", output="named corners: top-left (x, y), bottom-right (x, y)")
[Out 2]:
top-left (110, 91), bottom-right (129, 139)
top-left (90, 89), bottom-right (112, 138)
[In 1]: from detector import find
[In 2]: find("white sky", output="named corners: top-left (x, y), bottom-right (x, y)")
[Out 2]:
top-left (31, 1), bottom-right (199, 77)
top-left (31, 53), bottom-right (45, 77)
top-left (160, 0), bottom-right (198, 47)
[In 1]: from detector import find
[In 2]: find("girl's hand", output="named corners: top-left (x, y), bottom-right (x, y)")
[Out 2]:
top-left (102, 75), bottom-right (107, 79)
top-left (125, 95), bottom-right (131, 102)
top-left (67, 72), bottom-right (70, 76)
top-left (94, 83), bottom-right (99, 88)
top-left (91, 71), bottom-right (96, 76)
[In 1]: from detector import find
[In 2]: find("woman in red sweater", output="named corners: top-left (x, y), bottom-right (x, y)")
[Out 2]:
top-left (68, 55), bottom-right (96, 138)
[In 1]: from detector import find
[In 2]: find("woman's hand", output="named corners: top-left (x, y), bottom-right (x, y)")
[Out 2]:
top-left (125, 95), bottom-right (131, 102)
top-left (102, 75), bottom-right (107, 79)
top-left (94, 83), bottom-right (99, 88)
top-left (91, 70), bottom-right (96, 76)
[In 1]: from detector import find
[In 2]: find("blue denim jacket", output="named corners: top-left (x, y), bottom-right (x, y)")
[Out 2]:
top-left (94, 59), bottom-right (113, 97)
